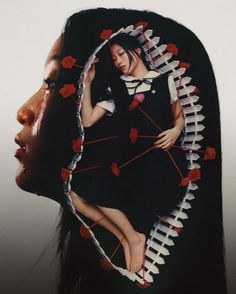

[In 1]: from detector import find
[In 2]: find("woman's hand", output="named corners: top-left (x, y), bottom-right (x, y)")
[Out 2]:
top-left (84, 58), bottom-right (99, 85)
top-left (153, 127), bottom-right (181, 151)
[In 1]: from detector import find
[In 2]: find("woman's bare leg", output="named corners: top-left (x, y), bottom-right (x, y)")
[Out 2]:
top-left (70, 191), bottom-right (131, 268)
top-left (97, 205), bottom-right (146, 273)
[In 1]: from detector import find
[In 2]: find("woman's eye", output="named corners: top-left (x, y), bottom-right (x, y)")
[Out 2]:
top-left (44, 78), bottom-right (56, 90)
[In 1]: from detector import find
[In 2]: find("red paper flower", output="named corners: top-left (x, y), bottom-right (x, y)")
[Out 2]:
top-left (188, 168), bottom-right (201, 182)
top-left (100, 258), bottom-right (113, 271)
top-left (80, 224), bottom-right (92, 239)
top-left (179, 176), bottom-right (190, 186)
top-left (174, 227), bottom-right (183, 234)
top-left (60, 168), bottom-right (71, 182)
top-left (111, 162), bottom-right (120, 176)
top-left (61, 56), bottom-right (76, 69)
top-left (129, 128), bottom-right (138, 144)
top-left (129, 93), bottom-right (145, 111)
top-left (100, 29), bottom-right (113, 40)
top-left (72, 137), bottom-right (82, 153)
top-left (137, 280), bottom-right (151, 289)
top-left (166, 43), bottom-right (179, 56)
top-left (134, 21), bottom-right (149, 28)
top-left (59, 84), bottom-right (76, 98)
top-left (204, 146), bottom-right (217, 160)
top-left (179, 62), bottom-right (190, 69)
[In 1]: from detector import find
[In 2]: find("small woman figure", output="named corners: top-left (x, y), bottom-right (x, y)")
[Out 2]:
top-left (70, 33), bottom-right (186, 274)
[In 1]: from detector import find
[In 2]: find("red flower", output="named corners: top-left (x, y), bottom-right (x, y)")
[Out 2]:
top-left (111, 162), bottom-right (120, 176)
top-left (188, 168), bottom-right (201, 182)
top-left (137, 280), bottom-right (151, 289)
top-left (179, 62), bottom-right (190, 69)
top-left (166, 43), bottom-right (179, 56)
top-left (193, 87), bottom-right (200, 93)
top-left (129, 128), bottom-right (138, 144)
top-left (100, 258), bottom-right (113, 271)
top-left (80, 224), bottom-right (92, 239)
top-left (72, 137), bottom-right (82, 153)
top-left (204, 146), bottom-right (217, 160)
top-left (59, 84), bottom-right (76, 98)
top-left (60, 168), bottom-right (71, 182)
top-left (174, 227), bottom-right (183, 234)
top-left (61, 56), bottom-right (76, 69)
top-left (134, 21), bottom-right (149, 28)
top-left (100, 29), bottom-right (113, 40)
top-left (179, 176), bottom-right (190, 186)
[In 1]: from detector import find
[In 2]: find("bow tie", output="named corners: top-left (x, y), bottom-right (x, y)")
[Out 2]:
top-left (126, 78), bottom-right (153, 94)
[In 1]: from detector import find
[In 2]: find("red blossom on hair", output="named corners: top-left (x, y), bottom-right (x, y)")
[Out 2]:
top-left (80, 224), bottom-right (92, 239)
top-left (72, 137), bottom-right (82, 153)
top-left (137, 280), bottom-right (151, 289)
top-left (134, 21), bottom-right (149, 28)
top-left (179, 62), bottom-right (190, 69)
top-left (61, 56), bottom-right (76, 69)
top-left (100, 258), bottom-right (113, 271)
top-left (166, 43), bottom-right (179, 56)
top-left (110, 162), bottom-right (120, 176)
top-left (188, 168), bottom-right (201, 182)
top-left (204, 146), bottom-right (217, 160)
top-left (179, 176), bottom-right (190, 186)
top-left (60, 168), bottom-right (71, 182)
top-left (129, 128), bottom-right (138, 144)
top-left (100, 29), bottom-right (113, 40)
top-left (59, 84), bottom-right (76, 98)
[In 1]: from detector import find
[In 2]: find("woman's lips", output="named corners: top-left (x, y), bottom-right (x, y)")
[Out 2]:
top-left (14, 136), bottom-right (26, 160)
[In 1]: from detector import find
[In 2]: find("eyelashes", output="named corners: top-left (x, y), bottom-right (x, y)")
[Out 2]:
top-left (44, 78), bottom-right (56, 91)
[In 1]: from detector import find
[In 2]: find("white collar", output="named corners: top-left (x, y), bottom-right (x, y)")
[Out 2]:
top-left (120, 70), bottom-right (160, 82)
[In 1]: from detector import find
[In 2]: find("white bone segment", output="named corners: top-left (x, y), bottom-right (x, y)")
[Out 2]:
top-left (122, 25), bottom-right (134, 33)
top-left (185, 114), bottom-right (205, 123)
top-left (146, 240), bottom-right (170, 255)
top-left (136, 270), bottom-right (154, 282)
top-left (143, 37), bottom-right (160, 51)
top-left (182, 143), bottom-right (201, 150)
top-left (153, 53), bottom-right (173, 67)
top-left (147, 44), bottom-right (167, 58)
top-left (188, 162), bottom-right (201, 170)
top-left (153, 222), bottom-right (179, 237)
top-left (170, 210), bottom-right (188, 219)
top-left (150, 231), bottom-right (175, 246)
top-left (183, 105), bottom-right (203, 114)
top-left (170, 68), bottom-right (186, 78)
top-left (175, 76), bottom-right (192, 86)
top-left (145, 249), bottom-right (165, 264)
top-left (186, 153), bottom-right (200, 161)
top-left (185, 124), bottom-right (205, 132)
top-left (188, 182), bottom-right (198, 190)
top-left (178, 86), bottom-right (196, 97)
top-left (185, 192), bottom-right (195, 200)
top-left (180, 95), bottom-right (199, 105)
top-left (162, 216), bottom-right (183, 228)
top-left (129, 26), bottom-right (144, 36)
top-left (178, 201), bottom-right (191, 209)
top-left (183, 134), bottom-right (204, 142)
top-left (151, 60), bottom-right (180, 73)
top-left (137, 29), bottom-right (153, 43)
top-left (143, 260), bottom-right (160, 274)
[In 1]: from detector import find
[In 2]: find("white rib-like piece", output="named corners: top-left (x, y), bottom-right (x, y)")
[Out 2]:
top-left (162, 216), bottom-right (183, 228)
top-left (185, 124), bottom-right (205, 132)
top-left (147, 44), bottom-right (167, 58)
top-left (143, 37), bottom-right (160, 51)
top-left (153, 222), bottom-right (178, 237)
top-left (122, 25), bottom-right (134, 33)
top-left (188, 162), bottom-right (201, 170)
top-left (145, 249), bottom-right (165, 264)
top-left (136, 270), bottom-right (154, 283)
top-left (129, 26), bottom-right (144, 36)
top-left (185, 114), bottom-right (205, 123)
top-left (170, 209), bottom-right (188, 220)
top-left (180, 95), bottom-right (199, 105)
top-left (178, 86), bottom-right (196, 97)
top-left (170, 68), bottom-right (186, 78)
top-left (185, 192), bottom-right (195, 200)
top-left (153, 53), bottom-right (173, 67)
top-left (178, 201), bottom-right (191, 209)
top-left (143, 260), bottom-right (160, 274)
top-left (154, 60), bottom-right (180, 74)
top-left (182, 143), bottom-right (201, 150)
top-left (183, 134), bottom-right (204, 142)
top-left (175, 76), bottom-right (192, 87)
top-left (186, 153), bottom-right (200, 161)
top-left (147, 240), bottom-right (170, 256)
top-left (150, 231), bottom-right (174, 246)
top-left (137, 29), bottom-right (153, 43)
top-left (183, 105), bottom-right (203, 114)
top-left (188, 182), bottom-right (198, 190)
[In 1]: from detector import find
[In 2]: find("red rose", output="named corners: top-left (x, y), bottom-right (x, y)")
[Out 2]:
top-left (188, 168), bottom-right (201, 182)
top-left (72, 137), bottom-right (82, 153)
top-left (100, 258), bottom-right (113, 271)
top-left (129, 128), bottom-right (138, 144)
top-left (59, 84), bottom-right (76, 98)
top-left (166, 43), bottom-right (179, 56)
top-left (61, 56), bottom-right (76, 69)
top-left (80, 224), bottom-right (92, 239)
top-left (204, 146), bottom-right (217, 160)
top-left (99, 29), bottom-right (113, 40)
top-left (179, 176), bottom-right (190, 186)
top-left (111, 162), bottom-right (120, 176)
top-left (179, 62), bottom-right (190, 69)
top-left (60, 168), bottom-right (71, 182)
top-left (134, 21), bottom-right (149, 28)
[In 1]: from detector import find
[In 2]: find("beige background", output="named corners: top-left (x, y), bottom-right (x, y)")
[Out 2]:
top-left (0, 0), bottom-right (235, 293)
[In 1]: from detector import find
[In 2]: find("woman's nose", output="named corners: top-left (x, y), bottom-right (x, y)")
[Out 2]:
top-left (17, 105), bottom-right (35, 126)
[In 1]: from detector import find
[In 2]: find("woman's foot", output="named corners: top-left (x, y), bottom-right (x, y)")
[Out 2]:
top-left (129, 233), bottom-right (146, 273)
top-left (121, 238), bottom-right (131, 271)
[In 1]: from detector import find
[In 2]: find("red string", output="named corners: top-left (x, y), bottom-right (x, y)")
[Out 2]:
top-left (72, 165), bottom-right (99, 174)
top-left (109, 236), bottom-right (125, 260)
top-left (166, 150), bottom-right (184, 178)
top-left (89, 216), bottom-right (105, 229)
top-left (84, 135), bottom-right (118, 145)
top-left (137, 106), bottom-right (163, 131)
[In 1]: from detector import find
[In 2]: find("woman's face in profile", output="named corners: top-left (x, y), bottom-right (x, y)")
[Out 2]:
top-left (14, 36), bottom-right (75, 199)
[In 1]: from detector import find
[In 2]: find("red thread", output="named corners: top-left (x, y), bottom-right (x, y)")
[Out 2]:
top-left (84, 135), bottom-right (118, 145)
top-left (72, 165), bottom-right (99, 174)
top-left (166, 150), bottom-right (184, 178)
top-left (137, 106), bottom-right (163, 131)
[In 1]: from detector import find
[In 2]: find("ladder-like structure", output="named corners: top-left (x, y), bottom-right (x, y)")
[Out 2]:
top-left (62, 24), bottom-right (204, 286)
